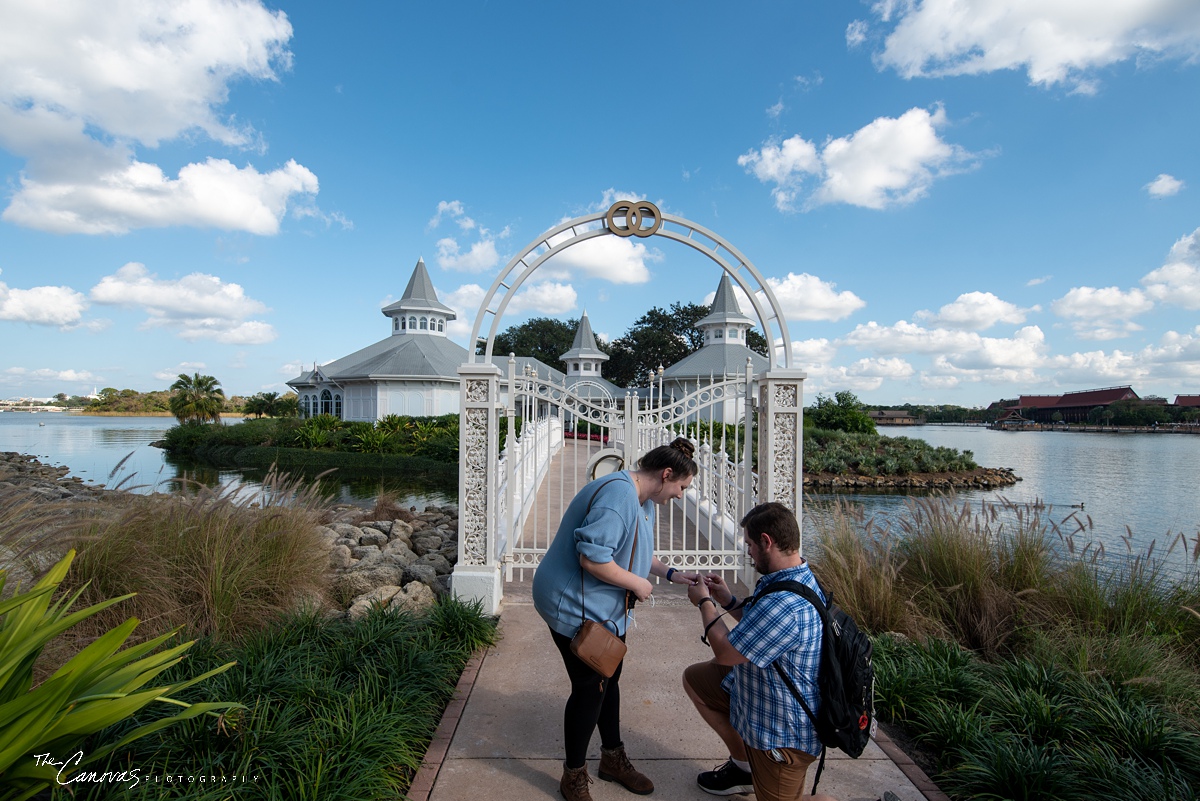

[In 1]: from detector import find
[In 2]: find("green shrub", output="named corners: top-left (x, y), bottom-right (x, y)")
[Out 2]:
top-left (69, 601), bottom-right (497, 800)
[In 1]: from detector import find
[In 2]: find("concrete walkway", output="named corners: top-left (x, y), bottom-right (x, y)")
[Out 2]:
top-left (411, 580), bottom-right (948, 801)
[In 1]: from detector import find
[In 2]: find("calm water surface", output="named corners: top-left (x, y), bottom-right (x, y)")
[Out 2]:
top-left (0, 412), bottom-right (454, 509)
top-left (815, 425), bottom-right (1200, 564)
top-left (4, 414), bottom-right (1197, 561)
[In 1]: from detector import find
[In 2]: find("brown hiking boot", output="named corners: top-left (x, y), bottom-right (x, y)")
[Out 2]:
top-left (598, 745), bottom-right (654, 795)
top-left (560, 763), bottom-right (594, 801)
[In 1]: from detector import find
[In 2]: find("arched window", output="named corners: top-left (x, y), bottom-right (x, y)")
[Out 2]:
top-left (728, 328), bottom-right (738, 339)
top-left (715, 329), bottom-right (724, 339)
top-left (300, 395), bottom-right (309, 417)
top-left (409, 316), bottom-right (417, 329)
top-left (393, 318), bottom-right (399, 331)
top-left (321, 389), bottom-right (332, 416)
top-left (420, 317), bottom-right (428, 330)
top-left (400, 317), bottom-right (406, 330)
top-left (334, 394), bottom-right (342, 418)
top-left (437, 319), bottom-right (444, 332)
top-left (572, 364), bottom-right (578, 372)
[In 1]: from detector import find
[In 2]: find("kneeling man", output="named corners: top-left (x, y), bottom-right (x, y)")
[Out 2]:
top-left (683, 502), bottom-right (838, 801)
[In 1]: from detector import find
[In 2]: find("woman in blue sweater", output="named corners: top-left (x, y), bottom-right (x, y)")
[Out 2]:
top-left (533, 437), bottom-right (700, 801)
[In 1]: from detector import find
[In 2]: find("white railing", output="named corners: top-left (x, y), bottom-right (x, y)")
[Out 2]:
top-left (496, 415), bottom-right (563, 562)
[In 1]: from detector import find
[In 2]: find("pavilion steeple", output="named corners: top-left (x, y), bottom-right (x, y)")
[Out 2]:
top-left (381, 258), bottom-right (455, 336)
top-left (560, 311), bottom-right (609, 378)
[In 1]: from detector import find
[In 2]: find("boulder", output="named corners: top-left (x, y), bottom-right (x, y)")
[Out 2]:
top-left (416, 552), bottom-right (453, 576)
top-left (412, 534), bottom-right (443, 556)
top-left (329, 522), bottom-right (365, 540)
top-left (402, 563), bottom-right (439, 590)
top-left (360, 520), bottom-right (392, 535)
top-left (328, 544), bottom-right (352, 570)
top-left (350, 545), bottom-right (381, 561)
top-left (388, 581), bottom-right (437, 615)
top-left (347, 585), bottom-right (403, 620)
top-left (382, 539), bottom-right (418, 566)
top-left (358, 531), bottom-right (388, 548)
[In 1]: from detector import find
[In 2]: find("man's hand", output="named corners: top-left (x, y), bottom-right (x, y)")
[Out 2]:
top-left (687, 580), bottom-right (711, 607)
top-left (702, 574), bottom-right (735, 608)
top-left (671, 570), bottom-right (702, 586)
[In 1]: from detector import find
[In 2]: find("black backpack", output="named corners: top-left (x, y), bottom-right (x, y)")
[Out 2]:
top-left (753, 577), bottom-right (876, 793)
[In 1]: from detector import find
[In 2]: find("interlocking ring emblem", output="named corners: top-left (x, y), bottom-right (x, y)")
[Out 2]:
top-left (605, 200), bottom-right (662, 238)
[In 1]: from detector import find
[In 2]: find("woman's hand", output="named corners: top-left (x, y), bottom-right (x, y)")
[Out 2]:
top-left (670, 570), bottom-right (702, 586)
top-left (631, 576), bottom-right (654, 602)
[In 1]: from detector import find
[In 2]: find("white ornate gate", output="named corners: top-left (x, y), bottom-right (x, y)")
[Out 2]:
top-left (453, 201), bottom-right (808, 613)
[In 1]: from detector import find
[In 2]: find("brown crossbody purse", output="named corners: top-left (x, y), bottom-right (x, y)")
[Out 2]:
top-left (569, 476), bottom-right (639, 678)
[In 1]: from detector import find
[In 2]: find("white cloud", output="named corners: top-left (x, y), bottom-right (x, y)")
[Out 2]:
top-left (846, 19), bottom-right (869, 48)
top-left (0, 0), bottom-right (321, 234)
top-left (842, 320), bottom-right (1048, 369)
top-left (442, 281), bottom-right (577, 344)
top-left (841, 319), bottom-right (980, 354)
top-left (915, 291), bottom-right (1036, 330)
top-left (435, 236), bottom-right (502, 274)
top-left (789, 338), bottom-right (838, 370)
top-left (767, 99), bottom-right (785, 119)
top-left (1145, 173), bottom-right (1185, 197)
top-left (4, 367), bottom-right (100, 384)
top-left (4, 158), bottom-right (319, 235)
top-left (739, 105), bottom-right (978, 211)
top-left (806, 357), bottom-right (915, 394)
top-left (541, 235), bottom-right (660, 285)
top-left (1142, 228), bottom-right (1200, 309)
top-left (90, 262), bottom-right (275, 344)
top-left (1051, 285), bottom-right (1154, 338)
top-left (428, 200), bottom-right (508, 273)
top-left (1026, 275), bottom-right (1052, 287)
top-left (0, 269), bottom-right (88, 326)
top-left (863, 0), bottom-right (1200, 92)
top-left (153, 362), bottom-right (207, 382)
top-left (767, 272), bottom-right (866, 321)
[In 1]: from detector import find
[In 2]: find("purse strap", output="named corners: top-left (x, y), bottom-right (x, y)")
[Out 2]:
top-left (578, 474), bottom-right (640, 632)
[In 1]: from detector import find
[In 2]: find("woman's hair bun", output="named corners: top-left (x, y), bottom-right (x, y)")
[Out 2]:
top-left (669, 437), bottom-right (695, 460)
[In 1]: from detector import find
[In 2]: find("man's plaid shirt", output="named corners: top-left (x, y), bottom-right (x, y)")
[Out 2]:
top-left (723, 562), bottom-right (824, 755)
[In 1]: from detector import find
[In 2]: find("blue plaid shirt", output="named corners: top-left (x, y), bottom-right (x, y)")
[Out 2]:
top-left (723, 562), bottom-right (824, 755)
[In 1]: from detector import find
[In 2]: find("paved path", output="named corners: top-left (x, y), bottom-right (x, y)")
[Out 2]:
top-left (413, 438), bottom-right (947, 800)
top-left (412, 580), bottom-right (947, 801)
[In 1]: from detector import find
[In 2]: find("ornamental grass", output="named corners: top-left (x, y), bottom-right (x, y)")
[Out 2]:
top-left (811, 497), bottom-right (1200, 800)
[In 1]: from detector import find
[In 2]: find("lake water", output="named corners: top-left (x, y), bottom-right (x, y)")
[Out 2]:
top-left (811, 425), bottom-right (1200, 568)
top-left (3, 414), bottom-right (1197, 565)
top-left (0, 412), bottom-right (455, 510)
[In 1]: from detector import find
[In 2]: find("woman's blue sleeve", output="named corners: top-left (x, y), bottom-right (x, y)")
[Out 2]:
top-left (573, 506), bottom-right (627, 564)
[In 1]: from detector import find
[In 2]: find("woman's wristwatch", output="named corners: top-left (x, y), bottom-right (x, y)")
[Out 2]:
top-left (665, 567), bottom-right (677, 583)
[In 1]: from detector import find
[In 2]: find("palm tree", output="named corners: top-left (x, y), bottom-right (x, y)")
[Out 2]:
top-left (168, 373), bottom-right (225, 425)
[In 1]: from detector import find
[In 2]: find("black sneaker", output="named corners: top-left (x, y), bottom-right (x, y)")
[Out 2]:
top-left (697, 759), bottom-right (753, 796)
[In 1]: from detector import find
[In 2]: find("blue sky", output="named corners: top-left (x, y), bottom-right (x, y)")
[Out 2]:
top-left (1, 0), bottom-right (1198, 407)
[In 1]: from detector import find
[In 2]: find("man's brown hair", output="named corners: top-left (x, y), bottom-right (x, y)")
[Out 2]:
top-left (740, 502), bottom-right (801, 553)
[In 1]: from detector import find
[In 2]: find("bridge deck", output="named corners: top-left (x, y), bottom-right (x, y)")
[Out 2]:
top-left (507, 440), bottom-right (746, 583)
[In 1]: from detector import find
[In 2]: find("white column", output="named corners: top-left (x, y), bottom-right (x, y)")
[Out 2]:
top-left (453, 361), bottom-right (504, 614)
top-left (755, 369), bottom-right (807, 550)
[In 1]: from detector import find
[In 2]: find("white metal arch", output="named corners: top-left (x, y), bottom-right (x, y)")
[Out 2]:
top-left (467, 201), bottom-right (793, 368)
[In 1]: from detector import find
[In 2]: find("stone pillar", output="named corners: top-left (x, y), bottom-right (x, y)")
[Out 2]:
top-left (756, 369), bottom-right (808, 551)
top-left (452, 361), bottom-right (504, 614)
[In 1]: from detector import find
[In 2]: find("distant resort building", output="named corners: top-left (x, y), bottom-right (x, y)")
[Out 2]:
top-left (995, 386), bottom-right (1140, 424)
top-left (288, 261), bottom-right (765, 425)
top-left (868, 410), bottom-right (923, 426)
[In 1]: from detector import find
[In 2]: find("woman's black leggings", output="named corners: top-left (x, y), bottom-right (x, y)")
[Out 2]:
top-left (550, 628), bottom-right (626, 768)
